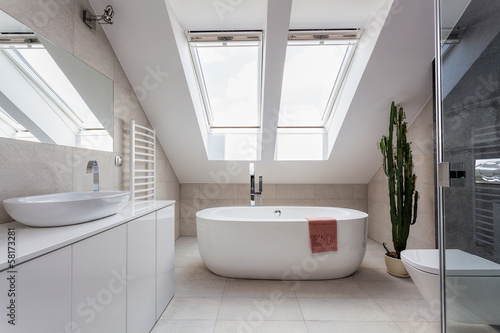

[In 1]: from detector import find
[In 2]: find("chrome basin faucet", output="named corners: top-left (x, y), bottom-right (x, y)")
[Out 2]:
top-left (86, 160), bottom-right (99, 192)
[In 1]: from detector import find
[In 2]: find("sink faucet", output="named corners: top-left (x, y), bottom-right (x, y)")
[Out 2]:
top-left (86, 160), bottom-right (99, 192)
top-left (249, 163), bottom-right (263, 206)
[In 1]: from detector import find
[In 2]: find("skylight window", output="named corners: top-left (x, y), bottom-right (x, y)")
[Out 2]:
top-left (188, 32), bottom-right (262, 128)
top-left (278, 30), bottom-right (360, 128)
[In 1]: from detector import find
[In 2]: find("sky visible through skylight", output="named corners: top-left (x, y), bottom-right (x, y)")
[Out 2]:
top-left (279, 43), bottom-right (348, 127)
top-left (196, 45), bottom-right (260, 127)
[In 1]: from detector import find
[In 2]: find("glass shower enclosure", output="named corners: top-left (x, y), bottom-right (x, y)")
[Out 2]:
top-left (437, 0), bottom-right (500, 331)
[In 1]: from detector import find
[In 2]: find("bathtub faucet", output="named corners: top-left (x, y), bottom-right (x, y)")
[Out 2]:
top-left (249, 163), bottom-right (263, 206)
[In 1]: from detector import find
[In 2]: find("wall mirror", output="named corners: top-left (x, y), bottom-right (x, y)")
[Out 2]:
top-left (0, 10), bottom-right (113, 152)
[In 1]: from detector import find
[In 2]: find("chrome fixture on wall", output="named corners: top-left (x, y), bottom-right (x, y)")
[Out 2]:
top-left (86, 160), bottom-right (99, 192)
top-left (249, 163), bottom-right (263, 206)
top-left (83, 5), bottom-right (114, 30)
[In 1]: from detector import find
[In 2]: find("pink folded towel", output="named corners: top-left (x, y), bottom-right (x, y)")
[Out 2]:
top-left (306, 217), bottom-right (338, 253)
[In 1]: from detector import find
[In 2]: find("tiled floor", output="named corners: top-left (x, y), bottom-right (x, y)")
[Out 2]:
top-left (151, 237), bottom-right (441, 333)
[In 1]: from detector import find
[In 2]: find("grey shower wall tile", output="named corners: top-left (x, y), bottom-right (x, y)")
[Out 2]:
top-left (0, 0), bottom-right (74, 54)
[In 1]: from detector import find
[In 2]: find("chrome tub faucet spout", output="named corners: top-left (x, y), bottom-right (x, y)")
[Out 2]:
top-left (86, 160), bottom-right (99, 192)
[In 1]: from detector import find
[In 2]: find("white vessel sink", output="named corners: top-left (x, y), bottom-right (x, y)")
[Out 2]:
top-left (3, 191), bottom-right (130, 227)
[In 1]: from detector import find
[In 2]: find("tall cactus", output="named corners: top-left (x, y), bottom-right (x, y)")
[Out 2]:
top-left (378, 102), bottom-right (419, 259)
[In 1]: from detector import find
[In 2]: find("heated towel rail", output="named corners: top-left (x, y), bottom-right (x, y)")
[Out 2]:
top-left (130, 120), bottom-right (156, 201)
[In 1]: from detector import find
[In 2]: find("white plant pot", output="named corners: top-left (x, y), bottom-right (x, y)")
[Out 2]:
top-left (385, 252), bottom-right (410, 278)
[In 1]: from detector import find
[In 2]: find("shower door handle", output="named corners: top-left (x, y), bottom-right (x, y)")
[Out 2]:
top-left (438, 162), bottom-right (466, 187)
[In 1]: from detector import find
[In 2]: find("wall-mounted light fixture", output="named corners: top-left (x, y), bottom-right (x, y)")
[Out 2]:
top-left (83, 5), bottom-right (114, 30)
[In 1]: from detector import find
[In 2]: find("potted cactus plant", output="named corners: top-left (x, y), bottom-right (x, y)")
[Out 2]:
top-left (378, 101), bottom-right (419, 277)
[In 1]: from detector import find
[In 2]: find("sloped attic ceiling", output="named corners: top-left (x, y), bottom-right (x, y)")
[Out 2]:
top-left (91, 0), bottom-right (435, 184)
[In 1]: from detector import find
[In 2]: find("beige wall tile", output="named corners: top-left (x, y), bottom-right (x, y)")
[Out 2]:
top-left (237, 183), bottom-right (277, 200)
top-left (0, 0), bottom-right (74, 54)
top-left (73, 0), bottom-right (115, 79)
top-left (274, 199), bottom-right (315, 206)
top-left (315, 184), bottom-right (354, 199)
top-left (72, 149), bottom-right (115, 192)
top-left (181, 218), bottom-right (197, 236)
top-left (199, 183), bottom-right (237, 200)
top-left (354, 184), bottom-right (368, 199)
top-left (199, 199), bottom-right (238, 210)
top-left (181, 199), bottom-right (202, 219)
top-left (277, 184), bottom-right (315, 200)
top-left (181, 184), bottom-right (200, 199)
top-left (354, 199), bottom-right (368, 213)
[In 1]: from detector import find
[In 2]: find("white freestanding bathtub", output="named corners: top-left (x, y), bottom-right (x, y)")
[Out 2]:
top-left (196, 206), bottom-right (368, 280)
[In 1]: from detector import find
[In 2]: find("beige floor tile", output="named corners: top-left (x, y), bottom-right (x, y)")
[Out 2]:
top-left (359, 255), bottom-right (387, 269)
top-left (184, 248), bottom-right (202, 258)
top-left (175, 280), bottom-right (226, 297)
top-left (298, 297), bottom-right (391, 321)
top-left (175, 236), bottom-right (198, 249)
top-left (151, 320), bottom-right (216, 333)
top-left (306, 321), bottom-right (404, 333)
top-left (292, 278), bottom-right (369, 298)
top-left (161, 297), bottom-right (221, 320)
top-left (359, 281), bottom-right (423, 299)
top-left (396, 321), bottom-right (441, 333)
top-left (218, 297), bottom-right (304, 321)
top-left (223, 279), bottom-right (295, 298)
top-left (214, 320), bottom-right (308, 333)
top-left (175, 248), bottom-right (189, 258)
top-left (176, 257), bottom-right (206, 268)
top-left (352, 267), bottom-right (408, 282)
top-left (375, 299), bottom-right (440, 322)
top-left (175, 267), bottom-right (225, 281)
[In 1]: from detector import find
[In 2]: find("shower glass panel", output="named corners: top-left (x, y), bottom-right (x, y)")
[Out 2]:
top-left (439, 0), bottom-right (500, 331)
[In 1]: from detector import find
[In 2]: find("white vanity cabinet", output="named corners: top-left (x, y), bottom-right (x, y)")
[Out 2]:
top-left (127, 212), bottom-right (157, 333)
top-left (0, 246), bottom-right (72, 333)
top-left (156, 205), bottom-right (175, 318)
top-left (72, 224), bottom-right (127, 333)
top-left (0, 201), bottom-right (175, 333)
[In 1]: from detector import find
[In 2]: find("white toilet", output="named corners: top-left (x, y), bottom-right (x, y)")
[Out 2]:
top-left (401, 249), bottom-right (500, 325)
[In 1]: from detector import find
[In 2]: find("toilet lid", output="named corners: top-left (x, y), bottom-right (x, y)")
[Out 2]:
top-left (401, 249), bottom-right (500, 276)
top-left (401, 249), bottom-right (439, 275)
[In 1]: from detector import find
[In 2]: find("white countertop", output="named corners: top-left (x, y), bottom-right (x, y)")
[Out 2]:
top-left (0, 200), bottom-right (175, 271)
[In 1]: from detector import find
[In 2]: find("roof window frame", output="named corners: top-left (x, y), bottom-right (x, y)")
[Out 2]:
top-left (278, 29), bottom-right (361, 129)
top-left (187, 30), bottom-right (264, 129)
